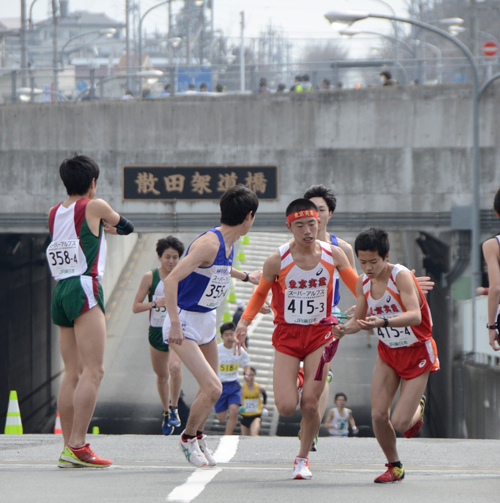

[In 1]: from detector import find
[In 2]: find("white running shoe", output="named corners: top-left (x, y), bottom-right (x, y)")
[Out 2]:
top-left (197, 434), bottom-right (217, 466)
top-left (293, 456), bottom-right (312, 480)
top-left (179, 432), bottom-right (208, 468)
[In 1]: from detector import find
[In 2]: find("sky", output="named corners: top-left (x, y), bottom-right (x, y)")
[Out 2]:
top-left (1, 0), bottom-right (415, 59)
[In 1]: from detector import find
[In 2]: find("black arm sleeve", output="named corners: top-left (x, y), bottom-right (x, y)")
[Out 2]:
top-left (261, 390), bottom-right (267, 406)
top-left (114, 215), bottom-right (134, 235)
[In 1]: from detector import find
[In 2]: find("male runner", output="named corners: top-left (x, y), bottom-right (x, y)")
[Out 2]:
top-left (132, 236), bottom-right (185, 434)
top-left (482, 187), bottom-right (500, 351)
top-left (47, 155), bottom-right (134, 468)
top-left (214, 322), bottom-right (251, 435)
top-left (240, 367), bottom-right (268, 436)
top-left (163, 185), bottom-right (260, 468)
top-left (235, 198), bottom-right (358, 479)
top-left (332, 228), bottom-right (439, 483)
top-left (323, 392), bottom-right (358, 437)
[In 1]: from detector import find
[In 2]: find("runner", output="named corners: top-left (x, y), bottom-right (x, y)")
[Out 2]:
top-left (132, 236), bottom-right (185, 435)
top-left (47, 154), bottom-right (134, 468)
top-left (323, 392), bottom-right (358, 437)
top-left (163, 185), bottom-right (260, 468)
top-left (332, 228), bottom-right (439, 483)
top-left (240, 367), bottom-right (268, 436)
top-left (214, 322), bottom-right (251, 435)
top-left (234, 198), bottom-right (359, 479)
top-left (482, 186), bottom-right (500, 351)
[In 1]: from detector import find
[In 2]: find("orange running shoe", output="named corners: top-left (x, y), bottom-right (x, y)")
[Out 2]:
top-left (61, 444), bottom-right (112, 468)
top-left (374, 463), bottom-right (405, 483)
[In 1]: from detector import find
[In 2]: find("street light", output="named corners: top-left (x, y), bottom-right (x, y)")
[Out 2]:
top-left (339, 28), bottom-right (416, 58)
top-left (325, 9), bottom-right (482, 351)
top-left (60, 28), bottom-right (116, 65)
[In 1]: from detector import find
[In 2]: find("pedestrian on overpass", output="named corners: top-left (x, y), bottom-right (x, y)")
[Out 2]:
top-left (47, 155), bottom-right (134, 468)
top-left (482, 186), bottom-right (500, 352)
top-left (163, 185), bottom-right (261, 468)
top-left (132, 236), bottom-right (185, 435)
top-left (332, 228), bottom-right (439, 483)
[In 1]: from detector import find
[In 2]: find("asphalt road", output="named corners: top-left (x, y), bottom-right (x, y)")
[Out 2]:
top-left (1, 434), bottom-right (499, 503)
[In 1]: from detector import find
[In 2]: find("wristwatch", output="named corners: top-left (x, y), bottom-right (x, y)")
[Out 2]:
top-left (242, 272), bottom-right (250, 282)
top-left (487, 323), bottom-right (497, 329)
top-left (152, 300), bottom-right (157, 309)
top-left (382, 317), bottom-right (389, 328)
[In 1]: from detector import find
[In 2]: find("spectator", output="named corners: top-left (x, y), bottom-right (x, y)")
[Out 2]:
top-left (323, 392), bottom-right (358, 437)
top-left (200, 82), bottom-right (208, 92)
top-left (254, 77), bottom-right (271, 93)
top-left (322, 78), bottom-right (331, 90)
top-left (380, 70), bottom-right (398, 86)
top-left (122, 89), bottom-right (134, 100)
top-left (159, 83), bottom-right (171, 97)
top-left (302, 74), bottom-right (312, 92)
top-left (290, 75), bottom-right (303, 92)
top-left (142, 88), bottom-right (153, 99)
top-left (184, 83), bottom-right (197, 95)
top-left (277, 83), bottom-right (287, 92)
top-left (215, 82), bottom-right (225, 93)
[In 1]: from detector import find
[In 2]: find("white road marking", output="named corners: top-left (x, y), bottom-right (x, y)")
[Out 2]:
top-left (166, 436), bottom-right (239, 502)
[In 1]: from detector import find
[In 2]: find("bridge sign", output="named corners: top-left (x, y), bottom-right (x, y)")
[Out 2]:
top-left (483, 41), bottom-right (498, 57)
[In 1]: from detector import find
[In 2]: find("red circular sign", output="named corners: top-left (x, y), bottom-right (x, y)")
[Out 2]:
top-left (483, 41), bottom-right (498, 57)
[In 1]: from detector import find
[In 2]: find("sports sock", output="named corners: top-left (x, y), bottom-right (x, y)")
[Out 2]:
top-left (182, 432), bottom-right (196, 441)
top-left (196, 430), bottom-right (204, 438)
top-left (391, 461), bottom-right (402, 469)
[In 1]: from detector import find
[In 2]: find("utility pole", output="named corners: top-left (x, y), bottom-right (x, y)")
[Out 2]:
top-left (470, 0), bottom-right (479, 58)
top-left (51, 0), bottom-right (58, 97)
top-left (240, 11), bottom-right (245, 92)
top-left (21, 0), bottom-right (27, 86)
top-left (126, 0), bottom-right (130, 91)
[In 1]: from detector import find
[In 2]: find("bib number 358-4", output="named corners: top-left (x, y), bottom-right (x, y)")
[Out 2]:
top-left (46, 240), bottom-right (80, 278)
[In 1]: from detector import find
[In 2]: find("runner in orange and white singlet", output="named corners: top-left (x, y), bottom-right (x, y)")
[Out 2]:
top-left (234, 198), bottom-right (358, 480)
top-left (333, 228), bottom-right (439, 485)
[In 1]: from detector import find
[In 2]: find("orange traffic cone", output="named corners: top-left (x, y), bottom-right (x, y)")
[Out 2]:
top-left (54, 411), bottom-right (62, 434)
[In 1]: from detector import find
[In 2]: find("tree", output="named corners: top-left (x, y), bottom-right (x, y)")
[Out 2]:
top-left (301, 41), bottom-right (349, 63)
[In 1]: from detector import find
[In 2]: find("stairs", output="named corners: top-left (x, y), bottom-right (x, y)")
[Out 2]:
top-left (204, 231), bottom-right (289, 436)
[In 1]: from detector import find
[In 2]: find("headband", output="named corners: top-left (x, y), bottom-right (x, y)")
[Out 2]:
top-left (286, 209), bottom-right (319, 224)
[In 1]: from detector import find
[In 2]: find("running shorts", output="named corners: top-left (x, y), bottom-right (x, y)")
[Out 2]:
top-left (272, 323), bottom-right (334, 360)
top-left (149, 326), bottom-right (169, 352)
top-left (214, 381), bottom-right (242, 413)
top-left (163, 309), bottom-right (216, 346)
top-left (240, 414), bottom-right (261, 428)
top-left (378, 337), bottom-right (440, 379)
top-left (51, 275), bottom-right (104, 327)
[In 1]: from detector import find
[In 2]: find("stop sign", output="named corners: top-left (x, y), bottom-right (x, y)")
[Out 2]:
top-left (483, 40), bottom-right (498, 57)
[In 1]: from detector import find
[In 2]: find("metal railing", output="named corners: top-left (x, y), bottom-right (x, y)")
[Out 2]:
top-left (1, 56), bottom-right (499, 103)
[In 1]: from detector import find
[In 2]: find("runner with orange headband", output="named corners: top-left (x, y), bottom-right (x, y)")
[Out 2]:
top-left (234, 198), bottom-right (358, 480)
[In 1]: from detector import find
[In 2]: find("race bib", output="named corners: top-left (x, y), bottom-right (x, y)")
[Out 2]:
top-left (243, 398), bottom-right (259, 413)
top-left (150, 295), bottom-right (166, 325)
top-left (198, 272), bottom-right (231, 309)
top-left (46, 240), bottom-right (80, 278)
top-left (376, 325), bottom-right (419, 348)
top-left (284, 287), bottom-right (327, 325)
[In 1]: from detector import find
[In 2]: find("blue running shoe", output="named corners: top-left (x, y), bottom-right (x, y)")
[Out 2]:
top-left (168, 406), bottom-right (181, 427)
top-left (162, 412), bottom-right (174, 435)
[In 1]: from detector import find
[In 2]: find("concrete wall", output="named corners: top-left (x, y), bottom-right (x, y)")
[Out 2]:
top-left (0, 84), bottom-right (499, 233)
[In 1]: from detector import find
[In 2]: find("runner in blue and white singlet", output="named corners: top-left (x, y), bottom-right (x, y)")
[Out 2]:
top-left (163, 227), bottom-right (234, 346)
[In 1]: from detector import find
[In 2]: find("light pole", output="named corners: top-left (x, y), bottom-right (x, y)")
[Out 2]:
top-left (59, 29), bottom-right (116, 66)
top-left (325, 10), bottom-right (481, 350)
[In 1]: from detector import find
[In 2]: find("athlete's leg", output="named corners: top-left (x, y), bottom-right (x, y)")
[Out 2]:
top-left (391, 370), bottom-right (430, 433)
top-left (225, 403), bottom-right (239, 435)
top-left (170, 338), bottom-right (221, 436)
top-left (273, 350), bottom-right (301, 416)
top-left (197, 339), bottom-right (219, 432)
top-left (68, 305), bottom-right (107, 447)
top-left (58, 326), bottom-right (83, 446)
top-left (241, 424), bottom-right (250, 436)
top-left (371, 356), bottom-right (401, 463)
top-left (318, 380), bottom-right (329, 420)
top-left (249, 416), bottom-right (262, 436)
top-left (149, 346), bottom-right (170, 410)
top-left (168, 350), bottom-right (182, 407)
top-left (299, 343), bottom-right (331, 459)
top-left (216, 410), bottom-right (228, 422)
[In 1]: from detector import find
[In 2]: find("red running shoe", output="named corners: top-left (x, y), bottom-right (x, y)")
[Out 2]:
top-left (403, 395), bottom-right (426, 439)
top-left (374, 463), bottom-right (405, 483)
top-left (61, 444), bottom-right (112, 468)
